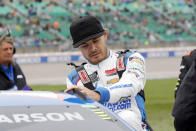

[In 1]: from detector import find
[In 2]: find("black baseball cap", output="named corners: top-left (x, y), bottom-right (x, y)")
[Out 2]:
top-left (70, 16), bottom-right (104, 48)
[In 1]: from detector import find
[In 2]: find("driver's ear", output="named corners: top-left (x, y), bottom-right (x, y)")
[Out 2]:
top-left (103, 29), bottom-right (108, 41)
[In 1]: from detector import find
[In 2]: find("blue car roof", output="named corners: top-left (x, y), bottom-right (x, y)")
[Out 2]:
top-left (0, 91), bottom-right (95, 106)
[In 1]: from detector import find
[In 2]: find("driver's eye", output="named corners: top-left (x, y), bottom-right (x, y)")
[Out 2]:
top-left (81, 44), bottom-right (88, 48)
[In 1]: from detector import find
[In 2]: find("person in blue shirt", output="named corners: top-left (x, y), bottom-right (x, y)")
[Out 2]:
top-left (0, 32), bottom-right (31, 90)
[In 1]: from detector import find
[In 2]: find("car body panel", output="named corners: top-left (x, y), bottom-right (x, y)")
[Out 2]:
top-left (0, 91), bottom-right (136, 131)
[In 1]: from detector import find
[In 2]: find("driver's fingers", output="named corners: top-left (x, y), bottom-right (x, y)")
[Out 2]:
top-left (72, 85), bottom-right (86, 91)
top-left (64, 86), bottom-right (76, 93)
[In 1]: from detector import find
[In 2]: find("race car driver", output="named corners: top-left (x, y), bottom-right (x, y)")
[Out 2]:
top-left (64, 16), bottom-right (149, 131)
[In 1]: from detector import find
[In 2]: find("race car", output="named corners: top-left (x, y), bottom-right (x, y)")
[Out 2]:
top-left (0, 90), bottom-right (136, 131)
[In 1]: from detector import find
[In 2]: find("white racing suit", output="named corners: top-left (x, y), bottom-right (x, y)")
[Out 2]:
top-left (66, 50), bottom-right (147, 131)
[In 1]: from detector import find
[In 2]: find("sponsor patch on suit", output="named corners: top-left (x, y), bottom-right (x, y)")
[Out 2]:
top-left (107, 78), bottom-right (119, 84)
top-left (89, 71), bottom-right (99, 83)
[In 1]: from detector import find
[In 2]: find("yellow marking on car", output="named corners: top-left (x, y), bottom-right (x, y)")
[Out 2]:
top-left (102, 117), bottom-right (112, 120)
top-left (94, 111), bottom-right (105, 114)
top-left (81, 104), bottom-right (112, 120)
top-left (98, 114), bottom-right (108, 117)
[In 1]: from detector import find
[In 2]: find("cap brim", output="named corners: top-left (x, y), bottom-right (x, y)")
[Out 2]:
top-left (73, 31), bottom-right (104, 48)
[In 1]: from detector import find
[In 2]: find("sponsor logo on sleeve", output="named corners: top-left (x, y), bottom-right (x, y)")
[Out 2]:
top-left (127, 70), bottom-right (140, 78)
top-left (132, 59), bottom-right (143, 65)
top-left (129, 56), bottom-right (144, 65)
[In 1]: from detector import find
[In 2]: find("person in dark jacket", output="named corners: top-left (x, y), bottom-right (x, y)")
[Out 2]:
top-left (0, 32), bottom-right (31, 90)
top-left (172, 49), bottom-right (196, 131)
top-left (175, 49), bottom-right (196, 98)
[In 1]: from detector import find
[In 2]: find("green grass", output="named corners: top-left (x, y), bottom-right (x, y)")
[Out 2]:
top-left (31, 78), bottom-right (177, 131)
top-left (145, 78), bottom-right (177, 131)
top-left (31, 85), bottom-right (66, 91)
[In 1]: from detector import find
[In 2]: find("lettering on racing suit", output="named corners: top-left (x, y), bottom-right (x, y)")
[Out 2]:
top-left (103, 97), bottom-right (131, 112)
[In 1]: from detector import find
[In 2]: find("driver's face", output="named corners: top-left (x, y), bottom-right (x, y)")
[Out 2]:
top-left (78, 30), bottom-right (109, 65)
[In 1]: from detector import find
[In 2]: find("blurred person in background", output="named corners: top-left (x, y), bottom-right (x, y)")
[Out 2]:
top-left (64, 16), bottom-right (152, 131)
top-left (174, 49), bottom-right (196, 98)
top-left (0, 30), bottom-right (31, 90)
top-left (172, 49), bottom-right (196, 131)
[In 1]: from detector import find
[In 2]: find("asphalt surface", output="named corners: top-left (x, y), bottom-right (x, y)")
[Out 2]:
top-left (20, 57), bottom-right (181, 85)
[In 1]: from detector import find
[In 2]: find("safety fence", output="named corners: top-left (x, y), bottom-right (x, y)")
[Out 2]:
top-left (14, 46), bottom-right (196, 64)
